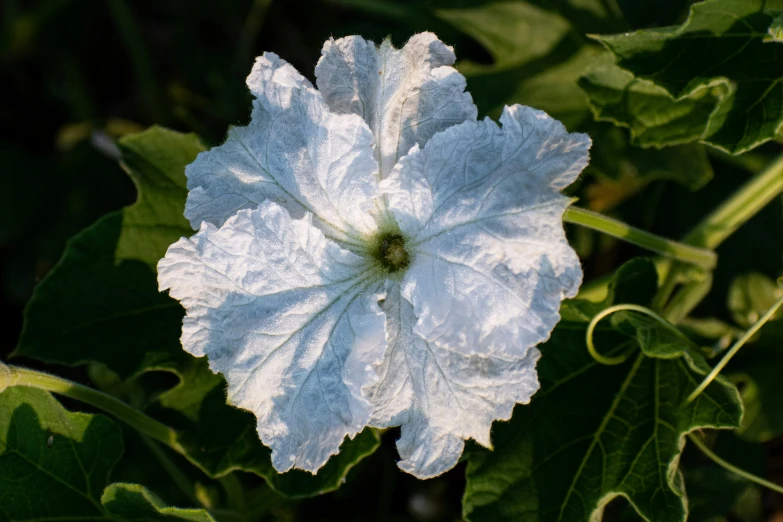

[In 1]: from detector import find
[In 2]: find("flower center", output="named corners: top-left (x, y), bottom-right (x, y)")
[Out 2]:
top-left (372, 233), bottom-right (410, 272)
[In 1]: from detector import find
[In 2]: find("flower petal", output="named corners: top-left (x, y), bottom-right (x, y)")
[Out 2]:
top-left (315, 32), bottom-right (478, 178)
top-left (370, 281), bottom-right (540, 479)
top-left (158, 201), bottom-right (386, 473)
top-left (382, 105), bottom-right (589, 357)
top-left (185, 53), bottom-right (380, 246)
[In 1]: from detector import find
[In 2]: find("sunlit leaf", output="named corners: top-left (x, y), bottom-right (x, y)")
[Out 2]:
top-left (588, 0), bottom-right (783, 154)
top-left (579, 59), bottom-right (726, 148)
top-left (102, 483), bottom-right (217, 521)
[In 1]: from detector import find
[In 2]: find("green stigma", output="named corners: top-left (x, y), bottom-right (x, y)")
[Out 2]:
top-left (371, 232), bottom-right (410, 272)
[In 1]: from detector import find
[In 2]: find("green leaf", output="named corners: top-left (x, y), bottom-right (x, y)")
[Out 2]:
top-left (102, 483), bottom-right (217, 521)
top-left (578, 59), bottom-right (726, 148)
top-left (113, 127), bottom-right (202, 267)
top-left (462, 258), bottom-right (743, 522)
top-left (0, 386), bottom-right (123, 521)
top-left (0, 386), bottom-right (217, 521)
top-left (433, 0), bottom-right (628, 34)
top-left (14, 126), bottom-right (380, 497)
top-left (15, 126), bottom-right (203, 379)
top-left (436, 2), bottom-right (571, 74)
top-left (588, 0), bottom-right (783, 154)
top-left (436, 1), bottom-right (600, 128)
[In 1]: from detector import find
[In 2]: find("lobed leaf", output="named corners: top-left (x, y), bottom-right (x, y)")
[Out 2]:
top-left (587, 0), bottom-right (783, 154)
top-left (462, 259), bottom-right (743, 522)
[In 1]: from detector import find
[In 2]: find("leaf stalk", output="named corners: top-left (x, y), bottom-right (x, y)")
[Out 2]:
top-left (683, 151), bottom-right (783, 250)
top-left (1, 363), bottom-right (188, 457)
top-left (564, 207), bottom-right (717, 269)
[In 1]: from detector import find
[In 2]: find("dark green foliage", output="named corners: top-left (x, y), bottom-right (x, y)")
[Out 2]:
top-left (463, 260), bottom-right (743, 522)
top-left (0, 386), bottom-right (215, 521)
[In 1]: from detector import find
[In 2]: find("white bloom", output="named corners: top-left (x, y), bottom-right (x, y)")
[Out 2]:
top-left (158, 32), bottom-right (590, 479)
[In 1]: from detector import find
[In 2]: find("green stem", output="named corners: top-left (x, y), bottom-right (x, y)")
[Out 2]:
top-left (685, 293), bottom-right (783, 403)
top-left (661, 271), bottom-right (713, 324)
top-left (683, 151), bottom-right (783, 250)
top-left (2, 364), bottom-right (187, 456)
top-left (688, 433), bottom-right (783, 496)
top-left (219, 474), bottom-right (245, 512)
top-left (564, 207), bottom-right (717, 269)
top-left (660, 151), bottom-right (783, 321)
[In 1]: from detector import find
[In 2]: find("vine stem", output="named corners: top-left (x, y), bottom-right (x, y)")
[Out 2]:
top-left (688, 433), bottom-right (783, 495)
top-left (0, 364), bottom-right (187, 457)
top-left (564, 207), bottom-right (717, 269)
top-left (579, 151), bottom-right (783, 304)
top-left (660, 151), bottom-right (783, 321)
top-left (685, 293), bottom-right (783, 403)
top-left (683, 151), bottom-right (783, 250)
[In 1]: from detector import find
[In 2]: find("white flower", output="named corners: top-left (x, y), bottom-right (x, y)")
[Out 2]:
top-left (157, 32), bottom-right (590, 479)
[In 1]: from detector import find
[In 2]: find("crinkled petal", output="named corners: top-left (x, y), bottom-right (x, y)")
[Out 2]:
top-left (315, 32), bottom-right (478, 178)
top-left (157, 201), bottom-right (386, 473)
top-left (369, 281), bottom-right (540, 479)
top-left (185, 53), bottom-right (379, 245)
top-left (382, 105), bottom-right (589, 358)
